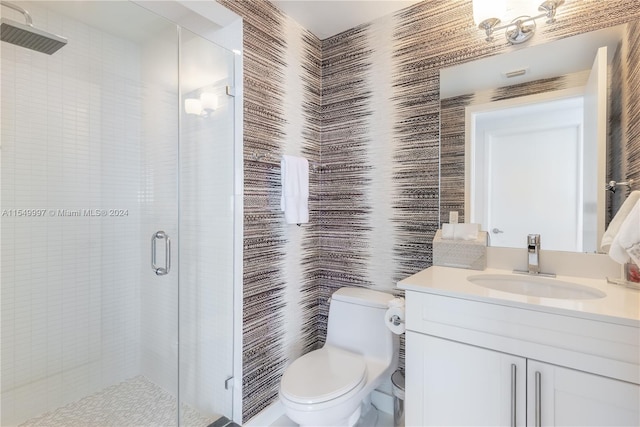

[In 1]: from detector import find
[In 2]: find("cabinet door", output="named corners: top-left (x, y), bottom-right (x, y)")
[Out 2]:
top-left (406, 332), bottom-right (526, 426)
top-left (527, 360), bottom-right (640, 426)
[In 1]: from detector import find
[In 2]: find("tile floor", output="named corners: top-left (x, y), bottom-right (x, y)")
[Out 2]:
top-left (17, 375), bottom-right (395, 427)
top-left (19, 376), bottom-right (219, 427)
top-left (270, 409), bottom-right (394, 427)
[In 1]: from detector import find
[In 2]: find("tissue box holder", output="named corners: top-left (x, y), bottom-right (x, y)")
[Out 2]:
top-left (433, 230), bottom-right (487, 270)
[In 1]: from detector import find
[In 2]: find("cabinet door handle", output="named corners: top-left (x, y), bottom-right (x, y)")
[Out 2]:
top-left (510, 364), bottom-right (517, 427)
top-left (535, 371), bottom-right (542, 427)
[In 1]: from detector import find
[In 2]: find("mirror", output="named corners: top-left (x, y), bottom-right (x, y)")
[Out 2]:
top-left (439, 22), bottom-right (637, 253)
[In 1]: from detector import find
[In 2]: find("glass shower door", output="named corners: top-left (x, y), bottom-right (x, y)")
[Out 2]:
top-left (1, 1), bottom-right (183, 425)
top-left (1, 2), bottom-right (236, 425)
top-left (138, 5), bottom-right (182, 426)
top-left (178, 27), bottom-right (236, 424)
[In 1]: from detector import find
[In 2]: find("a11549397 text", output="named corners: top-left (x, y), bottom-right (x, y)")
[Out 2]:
top-left (1, 209), bottom-right (129, 217)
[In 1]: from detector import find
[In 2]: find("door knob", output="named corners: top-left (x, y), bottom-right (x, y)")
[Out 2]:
top-left (492, 228), bottom-right (504, 234)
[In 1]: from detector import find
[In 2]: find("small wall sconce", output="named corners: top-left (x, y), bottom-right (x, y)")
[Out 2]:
top-left (473, 0), bottom-right (564, 44)
top-left (184, 92), bottom-right (218, 117)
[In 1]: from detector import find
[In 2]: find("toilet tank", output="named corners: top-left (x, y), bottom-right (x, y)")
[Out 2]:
top-left (325, 287), bottom-right (398, 363)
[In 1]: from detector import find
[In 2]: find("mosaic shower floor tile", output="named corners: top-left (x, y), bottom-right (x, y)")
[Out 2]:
top-left (19, 376), bottom-right (220, 427)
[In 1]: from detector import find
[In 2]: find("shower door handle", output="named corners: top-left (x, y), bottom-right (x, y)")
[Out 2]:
top-left (151, 231), bottom-right (171, 276)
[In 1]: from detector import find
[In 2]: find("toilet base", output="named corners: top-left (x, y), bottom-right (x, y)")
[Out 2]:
top-left (354, 399), bottom-right (378, 427)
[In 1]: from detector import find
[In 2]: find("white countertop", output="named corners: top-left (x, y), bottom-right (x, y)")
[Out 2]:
top-left (398, 266), bottom-right (640, 327)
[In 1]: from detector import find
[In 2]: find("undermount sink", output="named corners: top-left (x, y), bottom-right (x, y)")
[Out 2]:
top-left (467, 274), bottom-right (607, 300)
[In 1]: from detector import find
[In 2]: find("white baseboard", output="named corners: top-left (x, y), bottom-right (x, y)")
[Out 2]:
top-left (244, 400), bottom-right (285, 427)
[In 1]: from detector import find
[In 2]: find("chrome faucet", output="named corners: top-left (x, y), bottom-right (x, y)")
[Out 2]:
top-left (527, 234), bottom-right (540, 274)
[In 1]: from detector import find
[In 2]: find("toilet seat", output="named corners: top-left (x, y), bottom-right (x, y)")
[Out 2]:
top-left (280, 346), bottom-right (367, 405)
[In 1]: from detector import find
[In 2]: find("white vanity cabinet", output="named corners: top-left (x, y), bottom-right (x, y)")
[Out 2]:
top-left (527, 360), bottom-right (640, 426)
top-left (406, 332), bottom-right (526, 426)
top-left (401, 276), bottom-right (640, 427)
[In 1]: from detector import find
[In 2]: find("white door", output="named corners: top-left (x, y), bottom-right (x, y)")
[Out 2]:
top-left (527, 360), bottom-right (640, 426)
top-left (485, 122), bottom-right (581, 251)
top-left (470, 96), bottom-right (585, 251)
top-left (406, 332), bottom-right (526, 426)
top-left (469, 42), bottom-right (609, 253)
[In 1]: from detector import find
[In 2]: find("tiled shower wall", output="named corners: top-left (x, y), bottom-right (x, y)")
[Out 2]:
top-left (2, 4), bottom-right (238, 424)
top-left (0, 4), bottom-right (142, 425)
top-left (222, 0), bottom-right (640, 421)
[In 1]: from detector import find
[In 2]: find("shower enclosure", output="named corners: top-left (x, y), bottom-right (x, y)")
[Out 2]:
top-left (1, 1), bottom-right (239, 425)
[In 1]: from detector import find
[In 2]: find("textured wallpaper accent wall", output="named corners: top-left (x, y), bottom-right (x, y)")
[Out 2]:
top-left (609, 20), bottom-right (640, 224)
top-left (319, 0), bottom-right (640, 317)
top-left (318, 25), bottom-right (376, 338)
top-left (217, 0), bottom-right (322, 421)
top-left (609, 32), bottom-right (626, 218)
top-left (217, 0), bottom-right (640, 422)
top-left (625, 20), bottom-right (640, 196)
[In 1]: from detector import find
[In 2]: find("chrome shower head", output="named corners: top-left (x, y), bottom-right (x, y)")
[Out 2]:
top-left (1, 18), bottom-right (67, 54)
top-left (1, 2), bottom-right (66, 54)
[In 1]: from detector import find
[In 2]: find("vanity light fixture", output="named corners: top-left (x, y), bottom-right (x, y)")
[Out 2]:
top-left (473, 0), bottom-right (564, 45)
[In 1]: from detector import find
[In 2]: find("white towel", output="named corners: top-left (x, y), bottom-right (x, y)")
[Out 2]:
top-left (280, 155), bottom-right (309, 224)
top-left (609, 199), bottom-right (640, 266)
top-left (441, 223), bottom-right (479, 240)
top-left (454, 223), bottom-right (480, 240)
top-left (442, 223), bottom-right (455, 239)
top-left (601, 190), bottom-right (640, 252)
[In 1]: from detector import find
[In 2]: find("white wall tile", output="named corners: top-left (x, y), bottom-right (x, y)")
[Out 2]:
top-left (1, 2), bottom-right (143, 424)
top-left (2, 3), bottom-right (237, 425)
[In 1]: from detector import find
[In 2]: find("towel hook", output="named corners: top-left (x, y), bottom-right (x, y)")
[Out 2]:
top-left (606, 179), bottom-right (635, 193)
top-left (250, 151), bottom-right (272, 162)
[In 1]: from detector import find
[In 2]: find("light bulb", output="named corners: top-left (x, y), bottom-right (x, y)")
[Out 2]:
top-left (507, 0), bottom-right (539, 17)
top-left (473, 0), bottom-right (507, 25)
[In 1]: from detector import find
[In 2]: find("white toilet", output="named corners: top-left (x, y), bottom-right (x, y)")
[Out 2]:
top-left (279, 287), bottom-right (399, 426)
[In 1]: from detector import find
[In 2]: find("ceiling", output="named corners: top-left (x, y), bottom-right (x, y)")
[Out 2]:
top-left (271, 0), bottom-right (423, 40)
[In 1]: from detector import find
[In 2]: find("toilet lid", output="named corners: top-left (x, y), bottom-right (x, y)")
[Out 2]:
top-left (280, 347), bottom-right (367, 405)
